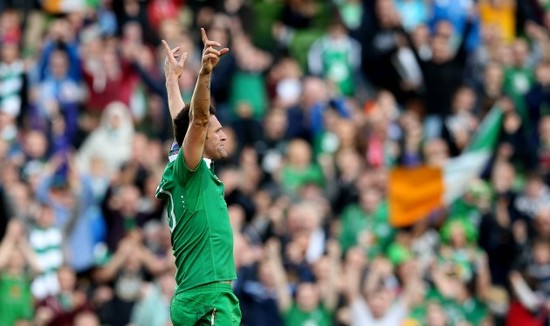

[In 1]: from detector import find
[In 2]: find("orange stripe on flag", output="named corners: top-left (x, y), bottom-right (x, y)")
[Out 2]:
top-left (43, 0), bottom-right (63, 13)
top-left (388, 167), bottom-right (444, 227)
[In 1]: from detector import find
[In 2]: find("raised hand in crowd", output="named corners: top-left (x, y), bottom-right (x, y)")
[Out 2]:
top-left (0, 219), bottom-right (41, 274)
top-left (93, 232), bottom-right (169, 284)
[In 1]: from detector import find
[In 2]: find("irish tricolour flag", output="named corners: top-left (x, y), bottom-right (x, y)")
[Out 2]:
top-left (42, 0), bottom-right (89, 13)
top-left (388, 107), bottom-right (504, 227)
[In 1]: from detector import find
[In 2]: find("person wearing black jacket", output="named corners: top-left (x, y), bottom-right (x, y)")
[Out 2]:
top-left (356, 0), bottom-right (413, 104)
top-left (478, 193), bottom-right (523, 288)
top-left (0, 186), bottom-right (9, 240)
top-left (401, 14), bottom-right (476, 139)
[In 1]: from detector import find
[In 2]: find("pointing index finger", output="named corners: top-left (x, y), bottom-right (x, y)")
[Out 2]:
top-left (161, 40), bottom-right (171, 55)
top-left (201, 28), bottom-right (208, 45)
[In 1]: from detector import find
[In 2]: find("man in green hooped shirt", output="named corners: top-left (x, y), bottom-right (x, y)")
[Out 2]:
top-left (155, 28), bottom-right (241, 325)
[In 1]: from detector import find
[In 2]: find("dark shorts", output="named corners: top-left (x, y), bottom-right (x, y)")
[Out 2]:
top-left (170, 282), bottom-right (242, 325)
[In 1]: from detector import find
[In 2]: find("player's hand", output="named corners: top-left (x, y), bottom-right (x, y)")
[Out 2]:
top-left (200, 28), bottom-right (229, 75)
top-left (162, 40), bottom-right (187, 79)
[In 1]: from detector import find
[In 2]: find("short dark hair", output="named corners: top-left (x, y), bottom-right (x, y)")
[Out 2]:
top-left (173, 104), bottom-right (217, 147)
top-left (525, 168), bottom-right (545, 183)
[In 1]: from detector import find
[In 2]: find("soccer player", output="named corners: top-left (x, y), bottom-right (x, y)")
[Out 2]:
top-left (156, 28), bottom-right (241, 325)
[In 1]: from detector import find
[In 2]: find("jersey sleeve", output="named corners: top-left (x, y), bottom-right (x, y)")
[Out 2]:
top-left (173, 146), bottom-right (202, 183)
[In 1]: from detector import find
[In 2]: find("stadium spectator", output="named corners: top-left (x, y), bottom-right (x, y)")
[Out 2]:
top-left (2, 1), bottom-right (550, 325)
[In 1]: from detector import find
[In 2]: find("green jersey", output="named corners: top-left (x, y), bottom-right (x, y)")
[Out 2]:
top-left (284, 303), bottom-right (332, 326)
top-left (339, 201), bottom-right (393, 256)
top-left (156, 149), bottom-right (236, 294)
top-left (0, 272), bottom-right (33, 326)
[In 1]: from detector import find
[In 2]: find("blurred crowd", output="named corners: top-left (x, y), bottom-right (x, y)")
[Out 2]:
top-left (1, 0), bottom-right (550, 325)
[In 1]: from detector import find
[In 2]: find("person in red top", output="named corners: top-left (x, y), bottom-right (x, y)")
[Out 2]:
top-left (82, 42), bottom-right (140, 112)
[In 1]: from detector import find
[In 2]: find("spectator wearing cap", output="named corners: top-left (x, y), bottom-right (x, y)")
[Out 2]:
top-left (438, 218), bottom-right (489, 286)
top-left (385, 239), bottom-right (431, 325)
top-left (430, 220), bottom-right (492, 322)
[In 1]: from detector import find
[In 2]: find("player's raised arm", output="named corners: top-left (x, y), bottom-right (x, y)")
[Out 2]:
top-left (182, 28), bottom-right (229, 170)
top-left (162, 40), bottom-right (188, 122)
